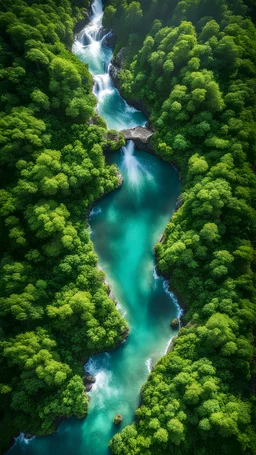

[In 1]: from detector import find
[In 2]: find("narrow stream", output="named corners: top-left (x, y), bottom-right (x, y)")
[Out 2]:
top-left (8, 1), bottom-right (181, 454)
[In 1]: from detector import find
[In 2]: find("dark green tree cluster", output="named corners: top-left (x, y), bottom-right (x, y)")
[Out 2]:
top-left (107, 0), bottom-right (256, 454)
top-left (0, 0), bottom-right (127, 452)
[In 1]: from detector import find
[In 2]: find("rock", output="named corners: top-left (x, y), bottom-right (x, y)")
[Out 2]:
top-left (82, 373), bottom-right (96, 385)
top-left (113, 47), bottom-right (127, 68)
top-left (121, 126), bottom-right (154, 152)
top-left (109, 63), bottom-right (121, 90)
top-left (113, 414), bottom-right (123, 425)
top-left (170, 318), bottom-right (179, 329)
top-left (176, 195), bottom-right (182, 209)
top-left (102, 31), bottom-right (118, 48)
top-left (109, 56), bottom-right (149, 116)
top-left (109, 47), bottom-right (126, 90)
top-left (85, 384), bottom-right (93, 392)
top-left (118, 172), bottom-right (123, 186)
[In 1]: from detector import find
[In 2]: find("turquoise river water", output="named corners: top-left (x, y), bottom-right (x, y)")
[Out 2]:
top-left (8, 1), bottom-right (181, 454)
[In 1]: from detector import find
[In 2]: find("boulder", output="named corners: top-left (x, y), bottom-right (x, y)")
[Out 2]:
top-left (121, 126), bottom-right (154, 152)
top-left (82, 372), bottom-right (96, 385)
top-left (109, 63), bottom-right (120, 88)
top-left (170, 318), bottom-right (179, 329)
top-left (102, 31), bottom-right (118, 48)
top-left (85, 384), bottom-right (93, 392)
top-left (109, 48), bottom-right (126, 90)
top-left (113, 47), bottom-right (127, 68)
top-left (113, 414), bottom-right (123, 425)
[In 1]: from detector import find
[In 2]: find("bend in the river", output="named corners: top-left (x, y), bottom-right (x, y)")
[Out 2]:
top-left (8, 1), bottom-right (181, 454)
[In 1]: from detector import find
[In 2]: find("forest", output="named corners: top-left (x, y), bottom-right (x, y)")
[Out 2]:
top-left (0, 0), bottom-right (256, 453)
top-left (104, 0), bottom-right (256, 454)
top-left (0, 0), bottom-right (128, 452)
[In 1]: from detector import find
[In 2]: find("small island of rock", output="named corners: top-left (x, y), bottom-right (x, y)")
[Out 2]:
top-left (170, 318), bottom-right (179, 329)
top-left (113, 414), bottom-right (123, 425)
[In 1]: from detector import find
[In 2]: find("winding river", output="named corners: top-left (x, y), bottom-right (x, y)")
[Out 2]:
top-left (8, 1), bottom-right (181, 454)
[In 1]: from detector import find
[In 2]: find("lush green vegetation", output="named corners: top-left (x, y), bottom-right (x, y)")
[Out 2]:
top-left (105, 0), bottom-right (256, 454)
top-left (0, 0), bottom-right (128, 451)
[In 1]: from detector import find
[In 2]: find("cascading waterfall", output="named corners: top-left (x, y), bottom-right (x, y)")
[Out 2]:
top-left (73, 0), bottom-right (146, 130)
top-left (121, 140), bottom-right (154, 188)
top-left (8, 1), bottom-right (181, 454)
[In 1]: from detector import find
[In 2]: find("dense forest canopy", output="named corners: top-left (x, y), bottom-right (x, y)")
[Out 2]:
top-left (0, 0), bottom-right (128, 452)
top-left (104, 0), bottom-right (256, 454)
top-left (0, 0), bottom-right (256, 453)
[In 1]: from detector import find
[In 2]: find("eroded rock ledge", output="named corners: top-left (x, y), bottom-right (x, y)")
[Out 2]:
top-left (121, 126), bottom-right (154, 153)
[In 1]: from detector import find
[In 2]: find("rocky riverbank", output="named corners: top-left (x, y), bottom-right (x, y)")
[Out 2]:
top-left (109, 48), bottom-right (150, 118)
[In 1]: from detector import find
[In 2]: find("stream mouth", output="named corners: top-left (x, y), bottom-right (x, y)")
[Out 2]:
top-left (8, 1), bottom-right (181, 454)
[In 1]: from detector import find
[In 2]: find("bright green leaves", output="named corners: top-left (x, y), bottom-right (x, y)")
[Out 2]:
top-left (1, 329), bottom-right (87, 435)
top-left (0, 0), bottom-right (128, 448)
top-left (166, 418), bottom-right (184, 444)
top-left (200, 223), bottom-right (220, 243)
top-left (0, 108), bottom-right (48, 166)
top-left (47, 288), bottom-right (128, 353)
top-left (110, 0), bottom-right (256, 452)
top-left (26, 48), bottom-right (49, 67)
top-left (0, 190), bottom-right (16, 216)
top-left (188, 153), bottom-right (209, 175)
top-left (40, 375), bottom-right (88, 423)
top-left (66, 97), bottom-right (94, 122)
top-left (209, 250), bottom-right (234, 279)
top-left (25, 200), bottom-right (70, 239)
top-left (31, 90), bottom-right (50, 111)
top-left (153, 427), bottom-right (168, 444)
top-left (0, 284), bottom-right (44, 321)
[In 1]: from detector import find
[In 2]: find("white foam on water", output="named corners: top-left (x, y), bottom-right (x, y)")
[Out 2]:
top-left (90, 206), bottom-right (102, 217)
top-left (121, 141), bottom-right (154, 188)
top-left (153, 266), bottom-right (159, 280)
top-left (164, 335), bottom-right (175, 355)
top-left (14, 434), bottom-right (35, 446)
top-left (85, 355), bottom-right (120, 409)
top-left (72, 0), bottom-right (146, 131)
top-left (163, 280), bottom-right (183, 321)
top-left (125, 104), bottom-right (139, 113)
top-left (117, 302), bottom-right (127, 317)
top-left (91, 0), bottom-right (103, 23)
top-left (162, 280), bottom-right (183, 354)
top-left (145, 357), bottom-right (153, 373)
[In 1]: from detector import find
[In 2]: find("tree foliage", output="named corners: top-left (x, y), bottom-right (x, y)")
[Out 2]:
top-left (0, 0), bottom-right (127, 451)
top-left (107, 0), bottom-right (256, 453)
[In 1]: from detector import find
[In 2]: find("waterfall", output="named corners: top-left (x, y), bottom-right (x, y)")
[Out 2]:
top-left (75, 0), bottom-right (114, 99)
top-left (74, 0), bottom-right (111, 81)
top-left (145, 357), bottom-right (153, 373)
top-left (121, 141), bottom-right (143, 187)
top-left (121, 141), bottom-right (154, 188)
top-left (91, 0), bottom-right (103, 22)
top-left (72, 0), bottom-right (146, 130)
top-left (93, 74), bottom-right (114, 101)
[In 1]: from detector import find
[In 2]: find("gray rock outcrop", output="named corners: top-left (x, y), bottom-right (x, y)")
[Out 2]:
top-left (83, 372), bottom-right (96, 392)
top-left (109, 47), bottom-right (127, 91)
top-left (121, 126), bottom-right (154, 152)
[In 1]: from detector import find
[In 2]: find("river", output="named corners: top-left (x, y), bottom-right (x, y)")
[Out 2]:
top-left (8, 1), bottom-right (181, 454)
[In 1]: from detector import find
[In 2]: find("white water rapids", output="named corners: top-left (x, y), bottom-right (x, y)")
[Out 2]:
top-left (72, 0), bottom-right (146, 130)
